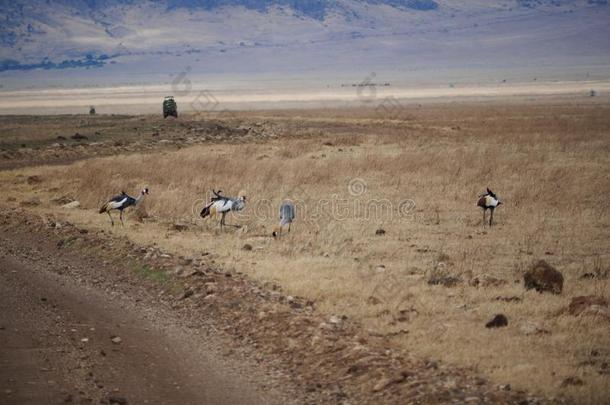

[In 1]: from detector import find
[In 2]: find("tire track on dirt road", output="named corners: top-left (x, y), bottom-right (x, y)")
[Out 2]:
top-left (0, 242), bottom-right (285, 405)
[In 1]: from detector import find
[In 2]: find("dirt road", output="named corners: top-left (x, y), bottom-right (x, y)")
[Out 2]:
top-left (0, 233), bottom-right (284, 405)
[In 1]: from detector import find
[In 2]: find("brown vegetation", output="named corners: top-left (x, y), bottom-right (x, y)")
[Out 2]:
top-left (1, 100), bottom-right (609, 402)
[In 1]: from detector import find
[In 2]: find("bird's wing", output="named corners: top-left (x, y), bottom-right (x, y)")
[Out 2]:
top-left (107, 198), bottom-right (128, 210)
top-left (124, 196), bottom-right (137, 207)
top-left (110, 194), bottom-right (128, 202)
top-left (214, 199), bottom-right (232, 212)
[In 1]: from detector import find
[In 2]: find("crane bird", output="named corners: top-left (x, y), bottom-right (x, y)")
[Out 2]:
top-left (99, 187), bottom-right (149, 226)
top-left (200, 189), bottom-right (246, 230)
top-left (272, 200), bottom-right (295, 237)
top-left (477, 188), bottom-right (502, 226)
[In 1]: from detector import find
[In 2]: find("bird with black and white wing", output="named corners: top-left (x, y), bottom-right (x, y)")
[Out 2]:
top-left (200, 189), bottom-right (246, 230)
top-left (99, 187), bottom-right (149, 226)
top-left (477, 187), bottom-right (502, 226)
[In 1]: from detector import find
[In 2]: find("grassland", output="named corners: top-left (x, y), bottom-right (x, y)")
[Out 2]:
top-left (1, 100), bottom-right (609, 403)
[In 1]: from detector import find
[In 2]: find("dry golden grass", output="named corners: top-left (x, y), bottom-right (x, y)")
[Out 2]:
top-left (2, 101), bottom-right (609, 403)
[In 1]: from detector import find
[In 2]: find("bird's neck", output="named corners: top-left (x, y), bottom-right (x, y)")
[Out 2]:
top-left (135, 192), bottom-right (145, 205)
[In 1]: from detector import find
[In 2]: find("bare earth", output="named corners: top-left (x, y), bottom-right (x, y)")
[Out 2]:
top-left (0, 80), bottom-right (609, 115)
top-left (0, 219), bottom-right (285, 405)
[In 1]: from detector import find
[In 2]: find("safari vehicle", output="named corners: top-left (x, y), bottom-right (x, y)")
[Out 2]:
top-left (163, 96), bottom-right (178, 118)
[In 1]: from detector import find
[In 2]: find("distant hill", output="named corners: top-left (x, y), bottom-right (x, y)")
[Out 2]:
top-left (0, 0), bottom-right (609, 86)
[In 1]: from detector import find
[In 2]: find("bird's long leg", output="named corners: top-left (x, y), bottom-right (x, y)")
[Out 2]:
top-left (120, 210), bottom-right (124, 227)
top-left (220, 212), bottom-right (226, 231)
top-left (490, 208), bottom-right (494, 227)
top-left (482, 209), bottom-right (486, 227)
top-left (107, 211), bottom-right (114, 226)
top-left (288, 223), bottom-right (291, 232)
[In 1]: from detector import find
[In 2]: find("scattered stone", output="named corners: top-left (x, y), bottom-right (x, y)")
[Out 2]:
top-left (568, 295), bottom-right (608, 316)
top-left (329, 315), bottom-right (343, 326)
top-left (204, 282), bottom-right (217, 295)
top-left (375, 228), bottom-right (386, 236)
top-left (375, 265), bottom-right (386, 273)
top-left (495, 296), bottom-right (522, 303)
top-left (179, 289), bottom-right (194, 300)
top-left (519, 321), bottom-right (549, 336)
top-left (71, 133), bottom-right (88, 140)
top-left (371, 377), bottom-right (391, 392)
top-left (107, 395), bottom-right (128, 405)
top-left (26, 175), bottom-right (42, 184)
top-left (61, 201), bottom-right (80, 209)
top-left (581, 305), bottom-right (610, 319)
top-left (172, 222), bottom-right (189, 232)
top-left (57, 135), bottom-right (66, 140)
top-left (485, 314), bottom-right (508, 328)
top-left (367, 296), bottom-right (382, 305)
top-left (428, 274), bottom-right (461, 287)
top-left (110, 336), bottom-right (122, 344)
top-left (173, 266), bottom-right (185, 276)
top-left (524, 260), bottom-right (563, 294)
top-left (560, 376), bottom-right (584, 387)
top-left (20, 197), bottom-right (41, 207)
top-left (242, 244), bottom-right (253, 251)
top-left (470, 274), bottom-right (507, 288)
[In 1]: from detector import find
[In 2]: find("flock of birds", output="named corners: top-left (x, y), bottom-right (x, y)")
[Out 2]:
top-left (99, 187), bottom-right (501, 233)
top-left (98, 187), bottom-right (294, 235)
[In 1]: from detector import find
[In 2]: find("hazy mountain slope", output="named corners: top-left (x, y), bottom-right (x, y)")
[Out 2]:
top-left (0, 0), bottom-right (609, 88)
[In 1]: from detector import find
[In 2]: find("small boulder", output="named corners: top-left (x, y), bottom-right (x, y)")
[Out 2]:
top-left (172, 222), bottom-right (189, 232)
top-left (470, 274), bottom-right (507, 288)
top-left (428, 274), bottom-right (461, 287)
top-left (242, 243), bottom-right (253, 251)
top-left (179, 289), bottom-right (194, 300)
top-left (71, 132), bottom-right (88, 140)
top-left (375, 228), bottom-right (386, 236)
top-left (560, 377), bottom-right (584, 388)
top-left (519, 321), bottom-right (549, 336)
top-left (524, 260), bottom-right (563, 294)
top-left (110, 336), bottom-right (122, 344)
top-left (61, 201), bottom-right (80, 209)
top-left (20, 197), bottom-right (41, 207)
top-left (107, 395), bottom-right (128, 405)
top-left (329, 315), bottom-right (345, 326)
top-left (485, 314), bottom-right (508, 328)
top-left (204, 282), bottom-right (217, 295)
top-left (568, 296), bottom-right (608, 317)
top-left (26, 175), bottom-right (42, 184)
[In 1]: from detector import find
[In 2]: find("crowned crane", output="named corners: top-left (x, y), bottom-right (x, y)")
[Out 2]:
top-left (272, 200), bottom-right (295, 237)
top-left (200, 189), bottom-right (246, 230)
top-left (477, 188), bottom-right (502, 226)
top-left (99, 187), bottom-right (149, 226)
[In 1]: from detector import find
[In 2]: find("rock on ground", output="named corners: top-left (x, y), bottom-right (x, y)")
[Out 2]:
top-left (523, 260), bottom-right (563, 294)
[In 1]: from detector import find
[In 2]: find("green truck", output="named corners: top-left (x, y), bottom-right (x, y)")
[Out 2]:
top-left (163, 96), bottom-right (178, 118)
